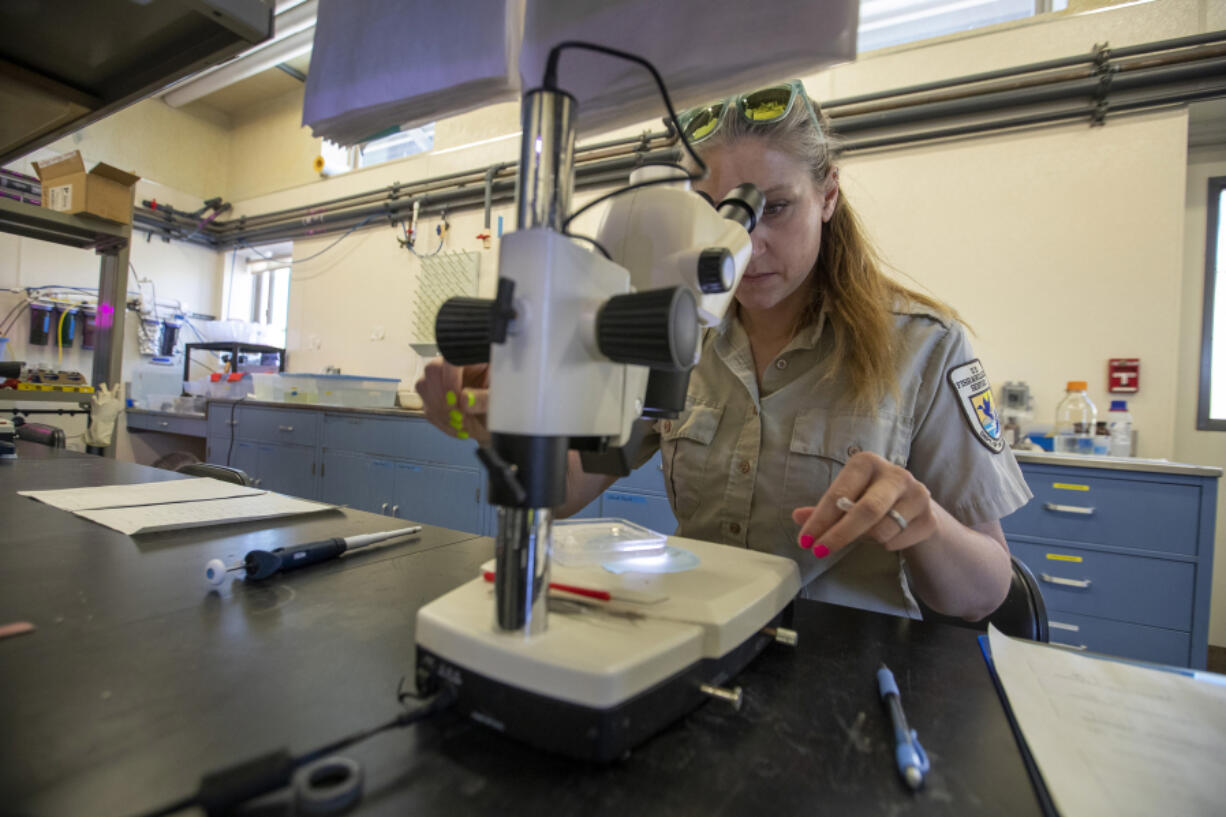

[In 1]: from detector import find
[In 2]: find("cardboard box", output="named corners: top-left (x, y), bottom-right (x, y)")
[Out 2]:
top-left (32, 151), bottom-right (140, 225)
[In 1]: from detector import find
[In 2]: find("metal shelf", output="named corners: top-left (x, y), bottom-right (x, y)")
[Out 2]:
top-left (0, 197), bottom-right (129, 249)
top-left (0, 0), bottom-right (273, 166)
top-left (0, 390), bottom-right (92, 405)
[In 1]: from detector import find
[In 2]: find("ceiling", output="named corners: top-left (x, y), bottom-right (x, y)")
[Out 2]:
top-left (181, 51), bottom-right (311, 120)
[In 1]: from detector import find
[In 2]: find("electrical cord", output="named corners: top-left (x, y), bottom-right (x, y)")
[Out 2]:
top-left (128, 686), bottom-right (457, 817)
top-left (542, 41), bottom-right (709, 231)
top-left (563, 231), bottom-right (612, 260)
top-left (239, 214), bottom-right (376, 266)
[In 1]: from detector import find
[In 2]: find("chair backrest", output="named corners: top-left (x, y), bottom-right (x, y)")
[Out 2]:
top-left (914, 555), bottom-right (1050, 642)
top-left (177, 462), bottom-right (254, 486)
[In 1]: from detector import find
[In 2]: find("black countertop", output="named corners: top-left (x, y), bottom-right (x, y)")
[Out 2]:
top-left (0, 445), bottom-right (1044, 817)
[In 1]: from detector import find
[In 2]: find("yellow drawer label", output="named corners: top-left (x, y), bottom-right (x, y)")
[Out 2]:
top-left (1052, 482), bottom-right (1090, 492)
top-left (1045, 553), bottom-right (1084, 563)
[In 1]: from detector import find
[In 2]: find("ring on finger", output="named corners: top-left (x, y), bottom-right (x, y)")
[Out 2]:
top-left (887, 508), bottom-right (908, 532)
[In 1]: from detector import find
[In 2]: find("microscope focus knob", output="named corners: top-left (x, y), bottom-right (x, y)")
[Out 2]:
top-left (435, 279), bottom-right (517, 366)
top-left (596, 287), bottom-right (699, 371)
top-left (435, 297), bottom-right (494, 365)
top-left (696, 248), bottom-right (735, 293)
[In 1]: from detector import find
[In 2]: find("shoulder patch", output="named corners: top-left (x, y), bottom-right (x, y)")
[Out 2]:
top-left (947, 359), bottom-right (1004, 453)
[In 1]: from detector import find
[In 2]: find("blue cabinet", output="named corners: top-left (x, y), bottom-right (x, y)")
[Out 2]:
top-left (563, 451), bottom-right (677, 534)
top-left (206, 403), bottom-right (680, 540)
top-left (206, 404), bottom-right (320, 499)
top-left (1004, 455), bottom-right (1218, 669)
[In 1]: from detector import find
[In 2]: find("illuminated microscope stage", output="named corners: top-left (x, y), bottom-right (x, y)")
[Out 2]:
top-left (415, 536), bottom-right (801, 761)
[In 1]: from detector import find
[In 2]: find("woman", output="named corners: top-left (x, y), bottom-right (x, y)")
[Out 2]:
top-left (417, 81), bottom-right (1031, 621)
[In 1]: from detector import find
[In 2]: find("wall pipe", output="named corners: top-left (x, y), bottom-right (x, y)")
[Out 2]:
top-left (823, 29), bottom-right (1226, 109)
top-left (129, 32), bottom-right (1226, 251)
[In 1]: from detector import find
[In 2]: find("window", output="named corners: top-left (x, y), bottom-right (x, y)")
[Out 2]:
top-left (358, 123), bottom-right (436, 168)
top-left (857, 0), bottom-right (1069, 53)
top-left (1198, 176), bottom-right (1226, 431)
top-left (224, 251), bottom-right (291, 349)
top-left (319, 123), bottom-right (436, 176)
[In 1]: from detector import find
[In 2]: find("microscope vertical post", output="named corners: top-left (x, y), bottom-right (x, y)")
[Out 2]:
top-left (489, 88), bottom-right (577, 635)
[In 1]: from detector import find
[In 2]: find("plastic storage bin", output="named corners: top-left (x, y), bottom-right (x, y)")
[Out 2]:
top-left (130, 357), bottom-right (183, 410)
top-left (279, 373), bottom-right (400, 407)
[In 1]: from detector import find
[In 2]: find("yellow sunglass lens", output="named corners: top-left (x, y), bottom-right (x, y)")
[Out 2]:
top-left (746, 100), bottom-right (787, 120)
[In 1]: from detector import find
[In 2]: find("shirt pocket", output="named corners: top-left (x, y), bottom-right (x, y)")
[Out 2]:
top-left (659, 404), bottom-right (723, 520)
top-left (778, 410), bottom-right (912, 539)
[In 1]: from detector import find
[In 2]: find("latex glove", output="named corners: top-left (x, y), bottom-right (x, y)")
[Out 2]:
top-left (84, 382), bottom-right (125, 447)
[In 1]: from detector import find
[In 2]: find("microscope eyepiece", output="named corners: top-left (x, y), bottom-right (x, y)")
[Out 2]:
top-left (717, 183), bottom-right (765, 232)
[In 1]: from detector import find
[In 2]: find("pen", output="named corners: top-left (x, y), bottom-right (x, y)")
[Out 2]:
top-left (877, 662), bottom-right (929, 790)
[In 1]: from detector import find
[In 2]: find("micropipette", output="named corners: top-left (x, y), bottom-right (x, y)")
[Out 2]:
top-left (205, 525), bottom-right (422, 585)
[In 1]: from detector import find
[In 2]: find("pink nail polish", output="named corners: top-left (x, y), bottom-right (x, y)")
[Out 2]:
top-left (813, 544), bottom-right (830, 558)
top-left (799, 534), bottom-right (814, 549)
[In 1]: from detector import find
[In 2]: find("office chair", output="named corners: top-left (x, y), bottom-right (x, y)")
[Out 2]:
top-left (915, 555), bottom-right (1050, 642)
top-left (176, 462), bottom-right (255, 487)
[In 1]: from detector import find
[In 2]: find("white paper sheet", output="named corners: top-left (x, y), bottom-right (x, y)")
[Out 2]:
top-left (19, 478), bottom-right (264, 511)
top-left (75, 493), bottom-right (335, 536)
top-left (987, 625), bottom-right (1226, 817)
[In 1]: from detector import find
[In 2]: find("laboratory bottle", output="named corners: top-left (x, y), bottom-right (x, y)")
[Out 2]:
top-left (1107, 399), bottom-right (1133, 458)
top-left (1053, 381), bottom-right (1096, 455)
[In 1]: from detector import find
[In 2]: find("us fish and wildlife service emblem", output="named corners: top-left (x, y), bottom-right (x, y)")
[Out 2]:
top-left (948, 359), bottom-right (1005, 453)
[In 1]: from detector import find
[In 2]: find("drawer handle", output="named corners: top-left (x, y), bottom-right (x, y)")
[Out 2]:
top-left (1043, 502), bottom-right (1095, 515)
top-left (381, 502), bottom-right (389, 514)
top-left (391, 504), bottom-right (399, 517)
top-left (1052, 642), bottom-right (1088, 652)
top-left (228, 419), bottom-right (239, 426)
top-left (1040, 573), bottom-right (1092, 589)
top-left (278, 425), bottom-right (294, 432)
top-left (158, 421), bottom-right (169, 427)
top-left (1049, 620), bottom-right (1081, 633)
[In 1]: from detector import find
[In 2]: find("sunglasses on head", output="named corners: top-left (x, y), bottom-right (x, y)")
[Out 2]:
top-left (675, 80), bottom-right (821, 144)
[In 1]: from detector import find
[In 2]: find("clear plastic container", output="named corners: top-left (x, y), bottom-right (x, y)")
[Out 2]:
top-left (250, 372), bottom-right (282, 401)
top-left (279, 373), bottom-right (400, 407)
top-left (552, 517), bottom-right (667, 566)
top-left (1053, 380), bottom-right (1097, 455)
top-left (207, 372), bottom-right (253, 400)
top-left (1108, 399), bottom-right (1133, 457)
top-left (130, 356), bottom-right (183, 410)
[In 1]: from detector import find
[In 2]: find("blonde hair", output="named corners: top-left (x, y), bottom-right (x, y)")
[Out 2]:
top-left (694, 92), bottom-right (956, 407)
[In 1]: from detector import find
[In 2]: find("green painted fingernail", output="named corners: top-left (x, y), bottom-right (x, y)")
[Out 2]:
top-left (449, 409), bottom-right (462, 423)
top-left (445, 391), bottom-right (457, 406)
top-left (467, 391), bottom-right (476, 408)
top-left (457, 431), bottom-right (469, 440)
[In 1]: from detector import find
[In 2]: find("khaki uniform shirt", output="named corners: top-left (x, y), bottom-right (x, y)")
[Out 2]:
top-left (631, 303), bottom-right (1032, 618)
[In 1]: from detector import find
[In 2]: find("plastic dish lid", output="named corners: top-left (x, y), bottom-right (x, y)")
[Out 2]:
top-left (553, 517), bottom-right (667, 566)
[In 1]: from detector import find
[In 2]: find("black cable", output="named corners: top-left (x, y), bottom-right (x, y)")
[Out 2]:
top-left (542, 41), bottom-right (709, 230)
top-left (225, 395), bottom-right (240, 467)
top-left (563, 232), bottom-right (612, 260)
top-left (129, 687), bottom-right (457, 817)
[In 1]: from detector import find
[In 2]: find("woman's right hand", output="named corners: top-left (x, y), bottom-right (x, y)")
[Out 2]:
top-left (415, 358), bottom-right (490, 446)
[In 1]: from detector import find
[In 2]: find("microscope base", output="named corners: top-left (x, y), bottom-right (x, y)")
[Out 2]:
top-left (415, 536), bottom-right (801, 761)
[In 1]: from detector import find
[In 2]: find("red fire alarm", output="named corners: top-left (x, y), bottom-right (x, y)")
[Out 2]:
top-left (1108, 358), bottom-right (1140, 393)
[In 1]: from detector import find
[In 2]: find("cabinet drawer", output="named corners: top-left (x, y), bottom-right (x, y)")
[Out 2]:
top-left (237, 407), bottom-right (319, 446)
top-left (127, 412), bottom-right (206, 438)
top-left (1010, 540), bottom-right (1194, 631)
top-left (1044, 611), bottom-right (1192, 668)
top-left (207, 404), bottom-right (319, 445)
top-left (323, 414), bottom-right (475, 467)
top-left (1004, 468), bottom-right (1201, 556)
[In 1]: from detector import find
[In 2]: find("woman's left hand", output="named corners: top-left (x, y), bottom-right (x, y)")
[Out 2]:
top-left (791, 451), bottom-right (939, 557)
